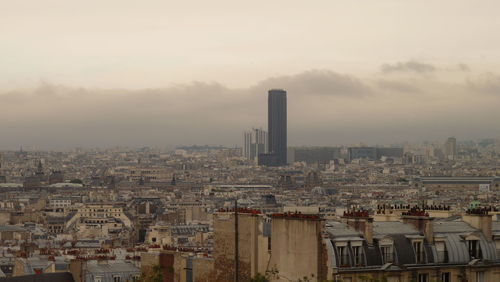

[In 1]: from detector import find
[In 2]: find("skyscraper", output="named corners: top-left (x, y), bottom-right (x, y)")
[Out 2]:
top-left (444, 137), bottom-right (457, 160)
top-left (267, 89), bottom-right (287, 166)
top-left (243, 128), bottom-right (267, 162)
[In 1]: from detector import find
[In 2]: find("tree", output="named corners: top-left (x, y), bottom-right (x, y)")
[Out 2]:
top-left (70, 179), bottom-right (83, 184)
top-left (251, 273), bottom-right (270, 282)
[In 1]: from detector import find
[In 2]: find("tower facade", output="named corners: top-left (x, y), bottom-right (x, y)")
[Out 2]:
top-left (243, 128), bottom-right (267, 162)
top-left (444, 137), bottom-right (457, 160)
top-left (268, 89), bottom-right (287, 166)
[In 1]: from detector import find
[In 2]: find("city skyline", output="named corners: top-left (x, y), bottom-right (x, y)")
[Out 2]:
top-left (1, 1), bottom-right (500, 149)
top-left (0, 66), bottom-right (499, 150)
top-left (2, 2), bottom-right (500, 282)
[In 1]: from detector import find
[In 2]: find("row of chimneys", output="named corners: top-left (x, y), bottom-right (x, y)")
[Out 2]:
top-left (377, 204), bottom-right (451, 211)
top-left (342, 208), bottom-right (494, 245)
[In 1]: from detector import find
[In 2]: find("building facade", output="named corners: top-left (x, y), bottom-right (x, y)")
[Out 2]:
top-left (244, 128), bottom-right (268, 163)
top-left (266, 89), bottom-right (287, 166)
top-left (444, 137), bottom-right (458, 160)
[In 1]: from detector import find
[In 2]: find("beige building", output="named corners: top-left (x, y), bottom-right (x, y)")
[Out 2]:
top-left (325, 207), bottom-right (500, 282)
top-left (66, 204), bottom-right (132, 240)
top-left (213, 209), bottom-right (270, 282)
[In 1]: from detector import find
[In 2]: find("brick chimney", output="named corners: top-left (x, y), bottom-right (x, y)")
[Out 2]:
top-left (400, 207), bottom-right (434, 244)
top-left (462, 207), bottom-right (493, 240)
top-left (342, 209), bottom-right (374, 245)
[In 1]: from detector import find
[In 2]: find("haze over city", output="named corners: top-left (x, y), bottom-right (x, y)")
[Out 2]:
top-left (2, 1), bottom-right (500, 149)
top-left (3, 2), bottom-right (500, 282)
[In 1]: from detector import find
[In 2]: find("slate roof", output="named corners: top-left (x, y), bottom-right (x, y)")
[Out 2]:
top-left (433, 221), bottom-right (476, 233)
top-left (326, 217), bottom-right (500, 270)
top-left (86, 262), bottom-right (140, 274)
top-left (325, 221), bottom-right (360, 237)
top-left (0, 272), bottom-right (74, 282)
top-left (0, 226), bottom-right (27, 232)
top-left (373, 221), bottom-right (419, 235)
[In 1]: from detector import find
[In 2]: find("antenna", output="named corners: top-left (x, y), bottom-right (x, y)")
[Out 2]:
top-left (234, 199), bottom-right (239, 282)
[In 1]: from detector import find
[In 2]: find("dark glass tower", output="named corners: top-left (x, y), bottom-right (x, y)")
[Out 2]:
top-left (268, 89), bottom-right (287, 166)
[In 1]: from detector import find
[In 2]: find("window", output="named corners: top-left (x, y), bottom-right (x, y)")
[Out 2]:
top-left (441, 272), bottom-right (450, 282)
top-left (476, 271), bottom-right (485, 282)
top-left (381, 245), bottom-right (394, 263)
top-left (495, 239), bottom-right (500, 258)
top-left (95, 277), bottom-right (102, 282)
top-left (435, 241), bottom-right (448, 263)
top-left (468, 240), bottom-right (482, 259)
top-left (413, 241), bottom-right (424, 263)
top-left (352, 246), bottom-right (363, 266)
top-left (418, 273), bottom-right (428, 282)
top-left (337, 246), bottom-right (349, 266)
top-left (113, 276), bottom-right (121, 282)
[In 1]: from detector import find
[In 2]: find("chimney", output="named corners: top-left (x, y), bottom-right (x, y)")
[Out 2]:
top-left (69, 260), bottom-right (85, 282)
top-left (400, 207), bottom-right (434, 244)
top-left (342, 209), bottom-right (374, 245)
top-left (462, 208), bottom-right (493, 240)
top-left (364, 217), bottom-right (374, 246)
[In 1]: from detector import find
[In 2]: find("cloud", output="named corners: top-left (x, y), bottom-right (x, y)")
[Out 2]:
top-left (376, 79), bottom-right (421, 94)
top-left (0, 67), bottom-right (499, 149)
top-left (466, 73), bottom-right (500, 95)
top-left (253, 70), bottom-right (371, 97)
top-left (458, 63), bottom-right (470, 72)
top-left (381, 61), bottom-right (436, 74)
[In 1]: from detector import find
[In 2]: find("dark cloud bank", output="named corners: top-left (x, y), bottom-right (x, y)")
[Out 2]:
top-left (0, 64), bottom-right (499, 149)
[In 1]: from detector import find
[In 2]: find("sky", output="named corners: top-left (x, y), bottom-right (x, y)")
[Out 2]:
top-left (1, 1), bottom-right (500, 149)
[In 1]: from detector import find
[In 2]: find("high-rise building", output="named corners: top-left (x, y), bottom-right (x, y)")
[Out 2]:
top-left (288, 146), bottom-right (341, 164)
top-left (347, 147), bottom-right (404, 162)
top-left (444, 137), bottom-right (457, 160)
top-left (266, 89), bottom-right (287, 166)
top-left (243, 128), bottom-right (267, 162)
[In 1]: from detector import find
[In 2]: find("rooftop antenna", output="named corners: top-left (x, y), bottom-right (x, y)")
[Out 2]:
top-left (234, 198), bottom-right (239, 282)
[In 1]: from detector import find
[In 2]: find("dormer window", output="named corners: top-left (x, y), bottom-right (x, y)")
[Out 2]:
top-left (412, 240), bottom-right (425, 263)
top-left (337, 246), bottom-right (349, 267)
top-left (352, 245), bottom-right (364, 266)
top-left (494, 236), bottom-right (500, 258)
top-left (468, 239), bottom-right (482, 259)
top-left (380, 245), bottom-right (394, 263)
top-left (435, 241), bottom-right (448, 263)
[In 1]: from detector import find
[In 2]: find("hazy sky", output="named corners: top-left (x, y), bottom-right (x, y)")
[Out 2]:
top-left (1, 1), bottom-right (500, 149)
